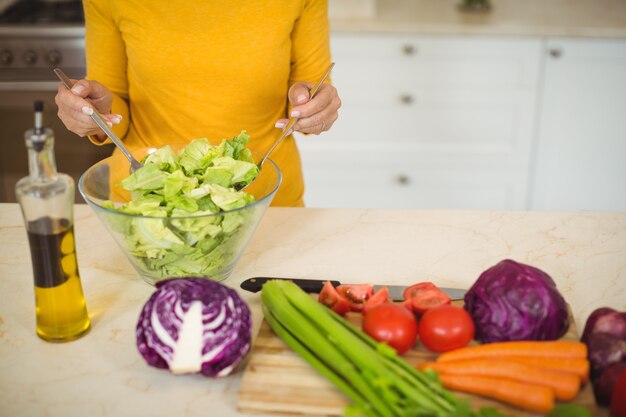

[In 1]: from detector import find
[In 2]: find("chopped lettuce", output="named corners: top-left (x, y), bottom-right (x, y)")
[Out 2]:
top-left (104, 131), bottom-right (261, 282)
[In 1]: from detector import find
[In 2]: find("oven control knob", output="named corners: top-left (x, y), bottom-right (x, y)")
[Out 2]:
top-left (23, 49), bottom-right (38, 65)
top-left (0, 49), bottom-right (13, 65)
top-left (46, 49), bottom-right (62, 66)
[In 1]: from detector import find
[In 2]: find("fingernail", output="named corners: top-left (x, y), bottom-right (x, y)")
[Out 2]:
top-left (290, 110), bottom-right (301, 118)
top-left (275, 121), bottom-right (286, 129)
top-left (296, 94), bottom-right (307, 104)
top-left (112, 117), bottom-right (121, 125)
top-left (72, 85), bottom-right (85, 94)
top-left (114, 114), bottom-right (122, 120)
top-left (81, 106), bottom-right (93, 115)
top-left (106, 121), bottom-right (113, 127)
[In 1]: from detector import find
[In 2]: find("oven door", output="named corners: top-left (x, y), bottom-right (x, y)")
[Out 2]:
top-left (0, 81), bottom-right (114, 202)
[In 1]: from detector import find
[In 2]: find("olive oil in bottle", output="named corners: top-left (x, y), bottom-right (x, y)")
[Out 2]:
top-left (15, 101), bottom-right (90, 342)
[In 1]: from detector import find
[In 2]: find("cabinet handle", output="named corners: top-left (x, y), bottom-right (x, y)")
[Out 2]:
top-left (395, 175), bottom-right (410, 185)
top-left (549, 47), bottom-right (563, 59)
top-left (399, 94), bottom-right (414, 105)
top-left (402, 44), bottom-right (417, 55)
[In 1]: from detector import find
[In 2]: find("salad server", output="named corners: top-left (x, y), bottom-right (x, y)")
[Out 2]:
top-left (53, 68), bottom-right (143, 173)
top-left (239, 62), bottom-right (335, 191)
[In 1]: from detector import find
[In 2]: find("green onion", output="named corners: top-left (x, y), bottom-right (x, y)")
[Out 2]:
top-left (260, 279), bottom-right (509, 417)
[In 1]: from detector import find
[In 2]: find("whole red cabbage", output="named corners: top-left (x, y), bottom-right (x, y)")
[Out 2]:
top-left (136, 277), bottom-right (252, 377)
top-left (464, 259), bottom-right (569, 343)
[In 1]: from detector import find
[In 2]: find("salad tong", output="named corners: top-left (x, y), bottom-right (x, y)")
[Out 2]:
top-left (53, 68), bottom-right (143, 172)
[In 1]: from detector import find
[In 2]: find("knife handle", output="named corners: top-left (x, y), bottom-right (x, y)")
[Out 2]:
top-left (240, 277), bottom-right (341, 294)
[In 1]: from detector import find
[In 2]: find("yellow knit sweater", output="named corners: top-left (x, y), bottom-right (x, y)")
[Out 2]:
top-left (83, 0), bottom-right (331, 206)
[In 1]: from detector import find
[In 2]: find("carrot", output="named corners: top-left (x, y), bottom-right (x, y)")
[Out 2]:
top-left (420, 359), bottom-right (581, 401)
top-left (438, 373), bottom-right (555, 414)
top-left (499, 356), bottom-right (590, 383)
top-left (437, 341), bottom-right (587, 363)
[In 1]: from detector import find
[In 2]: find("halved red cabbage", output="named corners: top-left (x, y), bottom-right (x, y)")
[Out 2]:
top-left (136, 277), bottom-right (251, 377)
top-left (464, 259), bottom-right (569, 343)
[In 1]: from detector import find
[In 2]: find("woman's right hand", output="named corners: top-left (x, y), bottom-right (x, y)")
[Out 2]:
top-left (55, 79), bottom-right (122, 140)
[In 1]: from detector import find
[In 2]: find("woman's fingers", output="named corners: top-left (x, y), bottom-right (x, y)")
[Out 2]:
top-left (287, 83), bottom-right (341, 135)
top-left (54, 79), bottom-right (115, 137)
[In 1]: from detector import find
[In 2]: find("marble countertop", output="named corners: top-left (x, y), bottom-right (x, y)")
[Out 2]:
top-left (1, 203), bottom-right (625, 417)
top-left (330, 0), bottom-right (626, 38)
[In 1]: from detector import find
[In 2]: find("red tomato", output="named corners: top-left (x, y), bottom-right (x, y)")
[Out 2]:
top-left (362, 303), bottom-right (418, 355)
top-left (418, 304), bottom-right (475, 353)
top-left (336, 284), bottom-right (374, 312)
top-left (403, 282), bottom-right (451, 314)
top-left (400, 298), bottom-right (414, 313)
top-left (318, 281), bottom-right (351, 315)
top-left (362, 287), bottom-right (391, 315)
top-left (611, 368), bottom-right (626, 417)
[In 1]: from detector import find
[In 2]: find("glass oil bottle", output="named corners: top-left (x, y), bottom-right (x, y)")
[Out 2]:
top-left (15, 100), bottom-right (90, 342)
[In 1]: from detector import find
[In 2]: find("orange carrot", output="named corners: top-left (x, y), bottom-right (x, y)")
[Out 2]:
top-left (437, 341), bottom-right (587, 363)
top-left (499, 356), bottom-right (590, 383)
top-left (438, 373), bottom-right (555, 414)
top-left (420, 359), bottom-right (581, 401)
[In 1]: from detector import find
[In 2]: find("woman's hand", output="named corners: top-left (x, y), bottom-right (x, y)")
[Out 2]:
top-left (275, 81), bottom-right (341, 135)
top-left (55, 79), bottom-right (121, 140)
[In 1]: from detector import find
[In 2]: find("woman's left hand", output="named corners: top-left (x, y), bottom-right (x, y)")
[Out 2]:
top-left (275, 82), bottom-right (341, 135)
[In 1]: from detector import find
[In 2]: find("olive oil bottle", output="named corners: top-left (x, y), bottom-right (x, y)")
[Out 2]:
top-left (15, 101), bottom-right (90, 342)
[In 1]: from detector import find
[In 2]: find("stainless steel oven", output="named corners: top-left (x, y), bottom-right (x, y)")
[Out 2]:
top-left (0, 0), bottom-right (114, 202)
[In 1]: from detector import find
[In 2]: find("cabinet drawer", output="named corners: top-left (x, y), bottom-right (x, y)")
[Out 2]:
top-left (331, 34), bottom-right (542, 89)
top-left (323, 89), bottom-right (535, 156)
top-left (297, 148), bottom-right (528, 209)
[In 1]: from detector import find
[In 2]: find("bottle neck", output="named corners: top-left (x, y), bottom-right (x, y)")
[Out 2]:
top-left (26, 130), bottom-right (57, 182)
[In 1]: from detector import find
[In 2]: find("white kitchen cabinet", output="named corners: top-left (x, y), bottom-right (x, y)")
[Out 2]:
top-left (530, 39), bottom-right (626, 211)
top-left (297, 34), bottom-right (542, 209)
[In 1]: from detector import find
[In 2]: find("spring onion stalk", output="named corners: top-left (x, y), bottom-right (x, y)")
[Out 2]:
top-left (261, 279), bottom-right (508, 417)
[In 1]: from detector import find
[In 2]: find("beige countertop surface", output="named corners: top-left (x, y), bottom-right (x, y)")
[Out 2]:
top-left (329, 0), bottom-right (626, 38)
top-left (1, 203), bottom-right (625, 417)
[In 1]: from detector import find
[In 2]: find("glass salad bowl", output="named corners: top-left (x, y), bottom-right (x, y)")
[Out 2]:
top-left (78, 142), bottom-right (281, 285)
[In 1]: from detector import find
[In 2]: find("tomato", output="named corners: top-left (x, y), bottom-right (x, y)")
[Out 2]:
top-left (403, 282), bottom-right (451, 314)
top-left (400, 298), bottom-right (414, 313)
top-left (362, 287), bottom-right (390, 315)
top-left (362, 303), bottom-right (418, 355)
top-left (318, 281), bottom-right (351, 315)
top-left (418, 304), bottom-right (475, 353)
top-left (611, 367), bottom-right (626, 417)
top-left (336, 284), bottom-right (374, 312)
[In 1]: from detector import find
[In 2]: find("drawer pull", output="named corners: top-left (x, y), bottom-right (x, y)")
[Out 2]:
top-left (402, 44), bottom-right (417, 55)
top-left (549, 47), bottom-right (563, 59)
top-left (395, 175), bottom-right (410, 185)
top-left (399, 94), bottom-right (414, 105)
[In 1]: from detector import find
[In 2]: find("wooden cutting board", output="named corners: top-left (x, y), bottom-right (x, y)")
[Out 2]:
top-left (237, 302), bottom-right (600, 416)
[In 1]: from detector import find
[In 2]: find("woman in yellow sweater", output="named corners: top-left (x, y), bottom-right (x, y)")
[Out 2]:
top-left (55, 0), bottom-right (341, 207)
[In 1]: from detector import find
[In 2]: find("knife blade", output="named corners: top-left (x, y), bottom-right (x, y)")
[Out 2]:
top-left (240, 277), bottom-right (467, 301)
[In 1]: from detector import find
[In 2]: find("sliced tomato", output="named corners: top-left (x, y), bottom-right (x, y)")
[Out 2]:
top-left (318, 281), bottom-right (351, 315)
top-left (403, 282), bottom-right (451, 314)
top-left (362, 287), bottom-right (391, 315)
top-left (400, 298), bottom-right (415, 313)
top-left (336, 284), bottom-right (374, 312)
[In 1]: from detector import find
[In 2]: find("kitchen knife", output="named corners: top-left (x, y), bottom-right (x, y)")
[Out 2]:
top-left (240, 277), bottom-right (467, 301)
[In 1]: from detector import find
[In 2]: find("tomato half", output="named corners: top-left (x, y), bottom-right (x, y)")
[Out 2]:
top-left (336, 284), bottom-right (374, 312)
top-left (418, 304), bottom-right (475, 353)
top-left (403, 282), bottom-right (451, 314)
top-left (362, 303), bottom-right (418, 355)
top-left (318, 281), bottom-right (351, 315)
top-left (362, 287), bottom-right (391, 315)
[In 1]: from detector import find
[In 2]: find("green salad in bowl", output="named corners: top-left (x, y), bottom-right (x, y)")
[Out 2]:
top-left (79, 131), bottom-right (281, 285)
